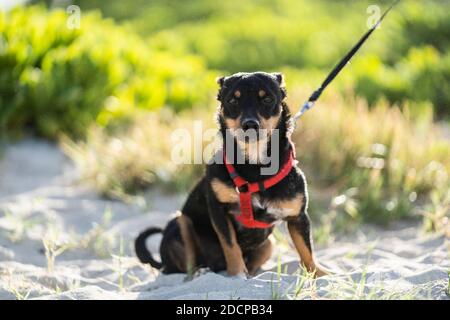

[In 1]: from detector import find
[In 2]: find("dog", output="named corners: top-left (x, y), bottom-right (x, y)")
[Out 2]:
top-left (135, 71), bottom-right (327, 277)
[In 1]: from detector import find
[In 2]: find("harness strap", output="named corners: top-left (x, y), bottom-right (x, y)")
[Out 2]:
top-left (223, 148), bottom-right (294, 229)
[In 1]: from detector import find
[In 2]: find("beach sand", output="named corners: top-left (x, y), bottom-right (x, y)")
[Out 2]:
top-left (0, 140), bottom-right (448, 300)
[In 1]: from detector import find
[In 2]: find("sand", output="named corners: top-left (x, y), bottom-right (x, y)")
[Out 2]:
top-left (0, 139), bottom-right (448, 300)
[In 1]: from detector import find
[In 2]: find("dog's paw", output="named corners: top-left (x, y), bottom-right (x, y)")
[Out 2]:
top-left (193, 267), bottom-right (211, 277)
top-left (314, 265), bottom-right (333, 278)
top-left (184, 267), bottom-right (211, 282)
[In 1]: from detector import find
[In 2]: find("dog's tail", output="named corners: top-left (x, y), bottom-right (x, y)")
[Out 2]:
top-left (134, 227), bottom-right (163, 269)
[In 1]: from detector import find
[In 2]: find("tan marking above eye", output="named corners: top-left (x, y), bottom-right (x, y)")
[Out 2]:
top-left (234, 90), bottom-right (241, 98)
top-left (259, 90), bottom-right (266, 97)
top-left (211, 178), bottom-right (239, 203)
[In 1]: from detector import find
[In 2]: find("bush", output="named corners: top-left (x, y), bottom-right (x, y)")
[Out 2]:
top-left (384, 1), bottom-right (450, 62)
top-left (19, 1), bottom-right (450, 119)
top-left (145, 1), bottom-right (368, 72)
top-left (351, 47), bottom-right (450, 117)
top-left (0, 6), bottom-right (216, 138)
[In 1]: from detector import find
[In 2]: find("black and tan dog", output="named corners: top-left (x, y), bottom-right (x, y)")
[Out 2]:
top-left (135, 72), bottom-right (327, 277)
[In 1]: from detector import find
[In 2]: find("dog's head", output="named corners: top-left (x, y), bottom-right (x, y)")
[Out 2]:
top-left (216, 71), bottom-right (287, 141)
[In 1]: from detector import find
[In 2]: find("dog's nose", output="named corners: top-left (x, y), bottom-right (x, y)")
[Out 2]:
top-left (242, 119), bottom-right (260, 131)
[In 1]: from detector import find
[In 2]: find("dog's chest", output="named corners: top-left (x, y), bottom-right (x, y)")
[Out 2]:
top-left (210, 179), bottom-right (303, 222)
top-left (230, 194), bottom-right (302, 222)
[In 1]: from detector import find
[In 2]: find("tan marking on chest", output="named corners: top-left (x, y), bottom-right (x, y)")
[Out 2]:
top-left (211, 179), bottom-right (304, 219)
top-left (211, 178), bottom-right (239, 203)
top-left (265, 194), bottom-right (304, 218)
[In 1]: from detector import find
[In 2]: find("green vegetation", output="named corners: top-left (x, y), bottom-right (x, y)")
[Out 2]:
top-left (73, 0), bottom-right (450, 116)
top-left (0, 6), bottom-right (215, 138)
top-left (294, 92), bottom-right (449, 229)
top-left (1, 2), bottom-right (448, 232)
top-left (62, 109), bottom-right (212, 199)
top-left (2, 1), bottom-right (450, 140)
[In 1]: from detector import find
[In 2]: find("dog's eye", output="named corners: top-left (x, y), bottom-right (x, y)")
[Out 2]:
top-left (228, 98), bottom-right (238, 105)
top-left (262, 96), bottom-right (273, 104)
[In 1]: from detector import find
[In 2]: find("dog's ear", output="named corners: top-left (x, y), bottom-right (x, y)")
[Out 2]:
top-left (216, 76), bottom-right (225, 101)
top-left (216, 76), bottom-right (225, 87)
top-left (272, 73), bottom-right (284, 86)
top-left (272, 72), bottom-right (287, 99)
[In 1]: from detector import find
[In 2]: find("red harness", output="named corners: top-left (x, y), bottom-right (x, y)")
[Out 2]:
top-left (223, 147), bottom-right (295, 229)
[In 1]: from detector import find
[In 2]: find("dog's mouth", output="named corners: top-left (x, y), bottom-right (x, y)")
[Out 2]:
top-left (234, 128), bottom-right (267, 143)
top-left (223, 114), bottom-right (277, 144)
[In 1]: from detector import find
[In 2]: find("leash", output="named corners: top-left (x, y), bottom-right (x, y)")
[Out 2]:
top-left (292, 0), bottom-right (400, 124)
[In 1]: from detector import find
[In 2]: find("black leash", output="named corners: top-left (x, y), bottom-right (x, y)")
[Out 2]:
top-left (292, 0), bottom-right (400, 123)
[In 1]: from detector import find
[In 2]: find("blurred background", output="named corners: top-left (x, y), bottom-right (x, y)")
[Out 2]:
top-left (0, 0), bottom-right (449, 243)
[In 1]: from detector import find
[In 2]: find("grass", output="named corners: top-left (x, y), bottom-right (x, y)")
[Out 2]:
top-left (420, 190), bottom-right (450, 235)
top-left (294, 91), bottom-right (449, 215)
top-left (271, 257), bottom-right (441, 300)
top-left (114, 235), bottom-right (125, 291)
top-left (270, 254), bottom-right (283, 300)
top-left (1, 200), bottom-right (118, 271)
top-left (2, 209), bottom-right (44, 243)
top-left (285, 239), bottom-right (446, 300)
top-left (62, 108), bottom-right (216, 199)
top-left (9, 287), bottom-right (32, 300)
top-left (291, 90), bottom-right (450, 231)
top-left (2, 269), bottom-right (32, 300)
top-left (447, 273), bottom-right (450, 297)
top-left (4, 206), bottom-right (119, 277)
top-left (42, 225), bottom-right (74, 273)
top-left (292, 268), bottom-right (315, 299)
top-left (77, 206), bottom-right (117, 258)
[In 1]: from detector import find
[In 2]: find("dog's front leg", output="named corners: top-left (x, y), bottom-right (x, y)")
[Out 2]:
top-left (287, 211), bottom-right (328, 277)
top-left (207, 189), bottom-right (247, 277)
